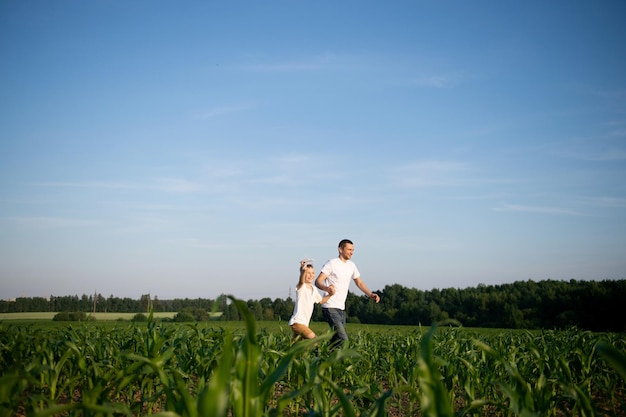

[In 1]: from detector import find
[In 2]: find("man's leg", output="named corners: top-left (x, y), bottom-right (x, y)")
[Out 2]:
top-left (322, 308), bottom-right (348, 348)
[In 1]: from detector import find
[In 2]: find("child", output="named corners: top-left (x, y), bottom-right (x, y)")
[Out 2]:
top-left (288, 259), bottom-right (333, 341)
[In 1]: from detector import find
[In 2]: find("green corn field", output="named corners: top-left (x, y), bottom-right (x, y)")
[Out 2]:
top-left (1, 298), bottom-right (625, 416)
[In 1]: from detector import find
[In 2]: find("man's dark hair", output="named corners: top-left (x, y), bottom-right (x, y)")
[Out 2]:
top-left (338, 239), bottom-right (353, 249)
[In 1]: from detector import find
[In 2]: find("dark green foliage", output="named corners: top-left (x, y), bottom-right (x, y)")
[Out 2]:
top-left (3, 279), bottom-right (625, 330)
top-left (346, 279), bottom-right (626, 331)
top-left (172, 311), bottom-right (195, 322)
top-left (132, 313), bottom-right (148, 322)
top-left (52, 312), bottom-right (87, 321)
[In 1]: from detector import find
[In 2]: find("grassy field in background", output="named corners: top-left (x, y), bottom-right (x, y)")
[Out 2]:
top-left (0, 312), bottom-right (178, 321)
top-left (0, 314), bottom-right (529, 340)
top-left (0, 314), bottom-right (422, 337)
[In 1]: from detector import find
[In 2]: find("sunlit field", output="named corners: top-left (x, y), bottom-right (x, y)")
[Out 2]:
top-left (0, 312), bottom-right (178, 321)
top-left (0, 313), bottom-right (422, 335)
top-left (1, 301), bottom-right (625, 416)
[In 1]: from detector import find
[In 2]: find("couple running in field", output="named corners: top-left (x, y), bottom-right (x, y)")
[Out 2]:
top-left (288, 239), bottom-right (381, 347)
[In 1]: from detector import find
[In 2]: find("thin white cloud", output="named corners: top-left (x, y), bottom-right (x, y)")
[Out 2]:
top-left (33, 179), bottom-right (203, 193)
top-left (389, 160), bottom-right (472, 187)
top-left (238, 197), bottom-right (297, 209)
top-left (447, 192), bottom-right (514, 201)
top-left (585, 148), bottom-right (626, 161)
top-left (411, 75), bottom-right (459, 88)
top-left (491, 204), bottom-right (584, 216)
top-left (554, 147), bottom-right (626, 161)
top-left (123, 203), bottom-right (181, 211)
top-left (155, 178), bottom-right (202, 193)
top-left (544, 130), bottom-right (626, 161)
top-left (161, 234), bottom-right (300, 250)
top-left (204, 167), bottom-right (242, 178)
top-left (568, 84), bottom-right (626, 100)
top-left (239, 52), bottom-right (351, 72)
top-left (35, 181), bottom-right (140, 189)
top-left (275, 153), bottom-right (315, 165)
top-left (581, 196), bottom-right (626, 208)
top-left (249, 175), bottom-right (295, 185)
top-left (161, 238), bottom-right (229, 250)
top-left (410, 67), bottom-right (473, 89)
top-left (609, 128), bottom-right (626, 137)
top-left (8, 216), bottom-right (99, 228)
top-left (198, 103), bottom-right (254, 119)
top-left (202, 152), bottom-right (332, 188)
top-left (603, 120), bottom-right (626, 138)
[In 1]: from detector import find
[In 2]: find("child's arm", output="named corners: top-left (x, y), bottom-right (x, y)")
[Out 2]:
top-left (320, 293), bottom-right (332, 304)
top-left (296, 261), bottom-right (306, 290)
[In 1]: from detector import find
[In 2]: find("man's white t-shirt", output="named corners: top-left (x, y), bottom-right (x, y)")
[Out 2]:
top-left (320, 257), bottom-right (360, 310)
top-left (288, 284), bottom-right (323, 326)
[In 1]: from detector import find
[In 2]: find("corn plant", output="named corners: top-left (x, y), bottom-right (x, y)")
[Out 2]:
top-left (1, 307), bottom-right (625, 416)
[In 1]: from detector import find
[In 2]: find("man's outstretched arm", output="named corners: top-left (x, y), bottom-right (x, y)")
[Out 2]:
top-left (354, 277), bottom-right (380, 303)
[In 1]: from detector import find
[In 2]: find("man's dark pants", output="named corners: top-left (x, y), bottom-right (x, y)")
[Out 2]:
top-left (322, 307), bottom-right (348, 348)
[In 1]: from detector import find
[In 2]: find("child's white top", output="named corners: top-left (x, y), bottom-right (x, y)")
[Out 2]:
top-left (288, 284), bottom-right (323, 326)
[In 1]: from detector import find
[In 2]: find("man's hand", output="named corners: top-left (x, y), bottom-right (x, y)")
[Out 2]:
top-left (327, 285), bottom-right (336, 295)
top-left (369, 293), bottom-right (380, 303)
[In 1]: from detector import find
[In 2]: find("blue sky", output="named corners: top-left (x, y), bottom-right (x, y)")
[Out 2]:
top-left (1, 1), bottom-right (625, 301)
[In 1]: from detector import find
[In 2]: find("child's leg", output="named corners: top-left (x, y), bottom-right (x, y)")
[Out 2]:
top-left (290, 323), bottom-right (316, 341)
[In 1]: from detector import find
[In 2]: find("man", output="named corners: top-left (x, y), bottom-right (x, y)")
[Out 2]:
top-left (315, 239), bottom-right (380, 347)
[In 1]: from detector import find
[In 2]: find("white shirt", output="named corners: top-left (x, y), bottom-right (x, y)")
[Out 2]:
top-left (288, 284), bottom-right (323, 326)
top-left (319, 257), bottom-right (360, 310)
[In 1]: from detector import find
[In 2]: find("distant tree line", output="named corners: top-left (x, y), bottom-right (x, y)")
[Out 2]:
top-left (1, 279), bottom-right (624, 331)
top-left (345, 279), bottom-right (625, 332)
